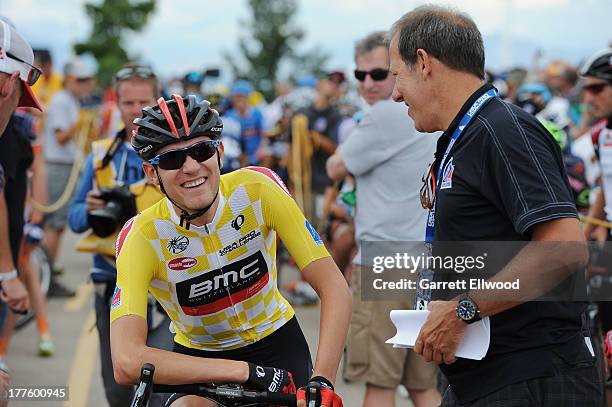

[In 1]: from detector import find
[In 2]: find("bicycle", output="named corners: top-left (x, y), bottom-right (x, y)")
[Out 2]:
top-left (14, 245), bottom-right (52, 330)
top-left (131, 363), bottom-right (297, 407)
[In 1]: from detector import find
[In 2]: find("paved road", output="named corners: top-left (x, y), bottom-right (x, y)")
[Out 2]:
top-left (5, 231), bottom-right (412, 406)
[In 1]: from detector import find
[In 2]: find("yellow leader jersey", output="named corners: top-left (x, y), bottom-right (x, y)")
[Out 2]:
top-left (111, 166), bottom-right (329, 350)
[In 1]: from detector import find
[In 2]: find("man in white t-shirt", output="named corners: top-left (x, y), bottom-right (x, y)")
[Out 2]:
top-left (327, 31), bottom-right (441, 407)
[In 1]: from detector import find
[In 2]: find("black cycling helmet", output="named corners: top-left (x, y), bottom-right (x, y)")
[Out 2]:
top-left (132, 94), bottom-right (223, 161)
top-left (579, 48), bottom-right (612, 82)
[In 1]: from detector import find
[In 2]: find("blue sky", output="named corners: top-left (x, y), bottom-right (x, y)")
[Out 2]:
top-left (2, 0), bottom-right (611, 82)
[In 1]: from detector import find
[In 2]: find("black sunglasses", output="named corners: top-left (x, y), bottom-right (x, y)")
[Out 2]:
top-left (584, 82), bottom-right (610, 95)
top-left (420, 162), bottom-right (436, 210)
top-left (7, 52), bottom-right (42, 86)
top-left (149, 140), bottom-right (221, 170)
top-left (115, 66), bottom-right (156, 81)
top-left (354, 68), bottom-right (389, 82)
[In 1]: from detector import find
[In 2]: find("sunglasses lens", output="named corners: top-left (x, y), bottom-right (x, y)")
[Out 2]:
top-left (354, 70), bottom-right (367, 82)
top-left (115, 67), bottom-right (155, 81)
top-left (370, 69), bottom-right (389, 81)
top-left (585, 83), bottom-right (607, 95)
top-left (190, 142), bottom-right (217, 163)
top-left (27, 68), bottom-right (41, 86)
top-left (156, 141), bottom-right (217, 170)
top-left (158, 151), bottom-right (186, 170)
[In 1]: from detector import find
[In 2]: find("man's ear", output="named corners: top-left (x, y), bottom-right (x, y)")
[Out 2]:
top-left (217, 141), bottom-right (225, 169)
top-left (142, 162), bottom-right (159, 186)
top-left (415, 49), bottom-right (433, 80)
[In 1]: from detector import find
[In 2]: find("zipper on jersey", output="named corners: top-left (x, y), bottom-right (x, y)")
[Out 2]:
top-left (211, 229), bottom-right (256, 344)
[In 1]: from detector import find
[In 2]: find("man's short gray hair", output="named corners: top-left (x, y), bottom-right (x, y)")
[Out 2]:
top-left (354, 31), bottom-right (389, 60)
top-left (388, 5), bottom-right (485, 79)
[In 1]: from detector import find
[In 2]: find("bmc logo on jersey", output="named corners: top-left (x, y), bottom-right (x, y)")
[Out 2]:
top-left (175, 251), bottom-right (268, 316)
top-left (440, 158), bottom-right (454, 190)
top-left (168, 257), bottom-right (198, 271)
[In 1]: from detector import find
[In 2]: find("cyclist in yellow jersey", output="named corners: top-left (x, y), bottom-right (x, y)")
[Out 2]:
top-left (110, 95), bottom-right (350, 407)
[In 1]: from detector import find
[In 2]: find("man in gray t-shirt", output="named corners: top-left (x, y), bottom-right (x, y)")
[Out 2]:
top-left (42, 58), bottom-right (93, 292)
top-left (327, 32), bottom-right (440, 407)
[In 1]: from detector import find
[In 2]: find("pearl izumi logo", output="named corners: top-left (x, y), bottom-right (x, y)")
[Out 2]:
top-left (167, 235), bottom-right (189, 254)
top-left (231, 214), bottom-right (245, 231)
top-left (256, 366), bottom-right (265, 378)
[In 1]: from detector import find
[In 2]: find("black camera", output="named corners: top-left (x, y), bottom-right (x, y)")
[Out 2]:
top-left (88, 185), bottom-right (137, 237)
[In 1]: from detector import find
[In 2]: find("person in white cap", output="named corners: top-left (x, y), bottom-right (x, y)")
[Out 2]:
top-left (0, 17), bottom-right (41, 404)
top-left (0, 18), bottom-right (38, 314)
top-left (0, 18), bottom-right (42, 134)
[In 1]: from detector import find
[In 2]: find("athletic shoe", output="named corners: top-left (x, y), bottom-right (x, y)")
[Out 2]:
top-left (38, 337), bottom-right (54, 357)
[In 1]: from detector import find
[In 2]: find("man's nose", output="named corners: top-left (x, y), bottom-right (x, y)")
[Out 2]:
top-left (391, 84), bottom-right (403, 103)
top-left (181, 154), bottom-right (200, 172)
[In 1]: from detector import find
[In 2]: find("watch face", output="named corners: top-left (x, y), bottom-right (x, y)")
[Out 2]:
top-left (457, 300), bottom-right (476, 321)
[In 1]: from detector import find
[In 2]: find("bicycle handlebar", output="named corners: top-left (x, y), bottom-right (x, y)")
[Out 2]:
top-left (131, 363), bottom-right (297, 407)
top-left (155, 383), bottom-right (297, 405)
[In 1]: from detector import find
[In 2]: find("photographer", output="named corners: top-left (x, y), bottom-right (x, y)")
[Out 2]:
top-left (67, 64), bottom-right (163, 407)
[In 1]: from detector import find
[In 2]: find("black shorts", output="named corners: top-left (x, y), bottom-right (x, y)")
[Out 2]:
top-left (166, 317), bottom-right (312, 405)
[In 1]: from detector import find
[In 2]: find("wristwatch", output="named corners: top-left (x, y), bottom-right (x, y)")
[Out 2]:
top-left (456, 292), bottom-right (481, 324)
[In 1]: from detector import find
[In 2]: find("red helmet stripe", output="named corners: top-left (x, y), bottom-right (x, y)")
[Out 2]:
top-left (172, 94), bottom-right (190, 136)
top-left (157, 97), bottom-right (179, 138)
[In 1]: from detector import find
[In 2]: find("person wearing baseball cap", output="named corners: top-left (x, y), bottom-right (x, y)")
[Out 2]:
top-left (0, 18), bottom-right (42, 135)
top-left (0, 18), bottom-right (35, 389)
top-left (0, 16), bottom-right (34, 313)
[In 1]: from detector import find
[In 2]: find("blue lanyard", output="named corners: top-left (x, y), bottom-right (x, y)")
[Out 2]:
top-left (425, 88), bottom-right (498, 243)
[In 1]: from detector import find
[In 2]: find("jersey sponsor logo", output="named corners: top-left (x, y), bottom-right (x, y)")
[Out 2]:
top-left (305, 220), bottom-right (323, 246)
top-left (175, 251), bottom-right (269, 316)
top-left (440, 157), bottom-right (454, 190)
top-left (231, 214), bottom-right (245, 231)
top-left (115, 216), bottom-right (136, 257)
top-left (168, 257), bottom-right (198, 271)
top-left (111, 285), bottom-right (122, 310)
top-left (219, 229), bottom-right (262, 256)
top-left (256, 366), bottom-right (265, 378)
top-left (243, 166), bottom-right (292, 197)
top-left (268, 368), bottom-right (284, 392)
top-left (167, 235), bottom-right (189, 254)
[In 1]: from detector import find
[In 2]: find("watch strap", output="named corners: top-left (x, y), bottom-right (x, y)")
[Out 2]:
top-left (0, 269), bottom-right (18, 282)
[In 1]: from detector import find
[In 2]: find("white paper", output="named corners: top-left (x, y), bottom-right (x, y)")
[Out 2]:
top-left (386, 310), bottom-right (490, 360)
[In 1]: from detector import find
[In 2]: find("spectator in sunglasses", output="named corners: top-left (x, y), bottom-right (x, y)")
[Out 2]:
top-left (327, 31), bottom-right (440, 407)
top-left (68, 63), bottom-right (166, 407)
top-left (581, 50), bottom-right (612, 390)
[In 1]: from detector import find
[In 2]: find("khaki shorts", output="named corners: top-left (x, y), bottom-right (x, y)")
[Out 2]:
top-left (345, 264), bottom-right (438, 390)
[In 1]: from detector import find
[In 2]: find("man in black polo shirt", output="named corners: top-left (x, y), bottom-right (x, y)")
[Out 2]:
top-left (388, 5), bottom-right (601, 406)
